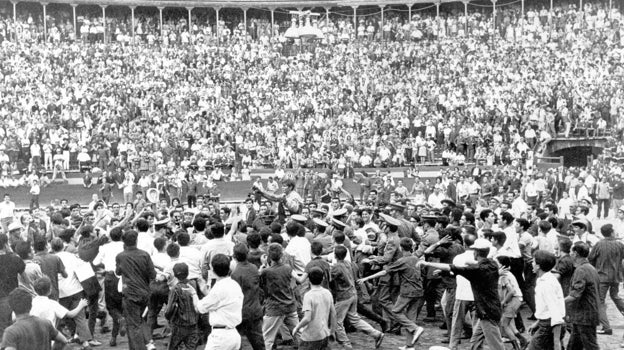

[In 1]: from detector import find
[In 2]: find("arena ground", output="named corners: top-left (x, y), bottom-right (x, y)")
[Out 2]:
top-left (66, 297), bottom-right (624, 350)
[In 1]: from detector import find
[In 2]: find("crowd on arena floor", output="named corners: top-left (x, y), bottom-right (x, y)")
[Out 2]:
top-left (0, 1), bottom-right (622, 187)
top-left (0, 150), bottom-right (623, 350)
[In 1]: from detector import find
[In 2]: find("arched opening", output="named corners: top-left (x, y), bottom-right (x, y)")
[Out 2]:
top-left (551, 146), bottom-right (603, 167)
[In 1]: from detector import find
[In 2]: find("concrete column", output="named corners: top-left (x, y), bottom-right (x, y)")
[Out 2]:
top-left (71, 4), bottom-right (77, 40)
top-left (158, 7), bottom-right (164, 37)
top-left (186, 7), bottom-right (193, 41)
top-left (215, 7), bottom-right (220, 40)
top-left (42, 2), bottom-right (47, 42)
top-left (521, 0), bottom-right (524, 37)
top-left (408, 3), bottom-right (413, 24)
top-left (435, 1), bottom-right (440, 38)
top-left (130, 6), bottom-right (135, 44)
top-left (270, 8), bottom-right (275, 37)
top-left (242, 7), bottom-right (247, 41)
top-left (491, 0), bottom-right (497, 45)
top-left (12, 1), bottom-right (17, 23)
top-left (352, 6), bottom-right (358, 36)
top-left (325, 7), bottom-right (329, 28)
top-left (11, 1), bottom-right (17, 42)
top-left (463, 1), bottom-right (469, 35)
top-left (101, 5), bottom-right (107, 43)
top-left (379, 5), bottom-right (385, 40)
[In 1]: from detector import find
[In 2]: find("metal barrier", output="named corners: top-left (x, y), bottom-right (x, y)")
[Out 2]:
top-left (535, 156), bottom-right (563, 170)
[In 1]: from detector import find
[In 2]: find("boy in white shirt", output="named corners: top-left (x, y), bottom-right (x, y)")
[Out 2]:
top-left (31, 276), bottom-right (88, 326)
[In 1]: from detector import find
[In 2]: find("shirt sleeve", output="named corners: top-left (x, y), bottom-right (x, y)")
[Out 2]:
top-left (568, 268), bottom-right (587, 300)
top-left (545, 280), bottom-right (566, 326)
top-left (384, 258), bottom-right (406, 274)
top-left (450, 264), bottom-right (481, 282)
top-left (53, 301), bottom-right (69, 319)
top-left (2, 326), bottom-right (18, 349)
top-left (302, 292), bottom-right (312, 313)
top-left (197, 284), bottom-right (221, 314)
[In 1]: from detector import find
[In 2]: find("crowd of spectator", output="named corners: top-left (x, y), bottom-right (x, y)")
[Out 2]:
top-left (0, 1), bottom-right (621, 191)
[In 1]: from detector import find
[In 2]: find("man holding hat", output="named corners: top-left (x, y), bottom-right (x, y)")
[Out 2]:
top-left (362, 213), bottom-right (402, 333)
top-left (420, 238), bottom-right (505, 350)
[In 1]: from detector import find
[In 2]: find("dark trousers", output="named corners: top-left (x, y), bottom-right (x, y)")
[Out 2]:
top-left (510, 257), bottom-right (526, 330)
top-left (123, 296), bottom-right (150, 350)
top-left (87, 292), bottom-right (100, 336)
top-left (523, 261), bottom-right (537, 313)
top-left (0, 296), bottom-right (10, 340)
top-left (357, 302), bottom-right (385, 329)
top-left (376, 281), bottom-right (398, 326)
top-left (30, 194), bottom-right (39, 210)
top-left (187, 195), bottom-right (196, 208)
top-left (104, 272), bottom-right (123, 338)
top-left (237, 318), bottom-right (265, 350)
top-left (568, 324), bottom-right (599, 350)
top-left (597, 199), bottom-right (610, 219)
top-left (527, 319), bottom-right (554, 350)
top-left (148, 292), bottom-right (168, 334)
top-left (423, 278), bottom-right (443, 318)
top-left (299, 337), bottom-right (330, 350)
top-left (168, 324), bottom-right (200, 350)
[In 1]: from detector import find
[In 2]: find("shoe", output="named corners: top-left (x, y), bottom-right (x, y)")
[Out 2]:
top-left (411, 326), bottom-right (424, 345)
top-left (398, 347), bottom-right (415, 350)
top-left (146, 342), bottom-right (156, 350)
top-left (88, 340), bottom-right (102, 346)
top-left (109, 338), bottom-right (117, 347)
top-left (100, 325), bottom-right (110, 334)
top-left (375, 332), bottom-right (385, 349)
top-left (597, 329), bottom-right (613, 335)
top-left (462, 332), bottom-right (472, 339)
top-left (439, 322), bottom-right (447, 330)
top-left (119, 318), bottom-right (127, 337)
top-left (441, 338), bottom-right (450, 344)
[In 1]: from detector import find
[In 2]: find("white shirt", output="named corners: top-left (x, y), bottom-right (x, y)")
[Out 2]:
top-left (197, 277), bottom-right (243, 328)
top-left (93, 241), bottom-right (124, 272)
top-left (453, 250), bottom-right (475, 301)
top-left (534, 272), bottom-right (565, 326)
top-left (152, 252), bottom-right (171, 271)
top-left (0, 200), bottom-right (15, 219)
top-left (285, 236), bottom-right (312, 274)
top-left (499, 226), bottom-right (522, 258)
top-left (30, 295), bottom-right (68, 325)
top-left (57, 251), bottom-right (84, 298)
top-left (200, 238), bottom-right (235, 280)
top-left (137, 231), bottom-right (155, 255)
top-left (180, 246), bottom-right (204, 280)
